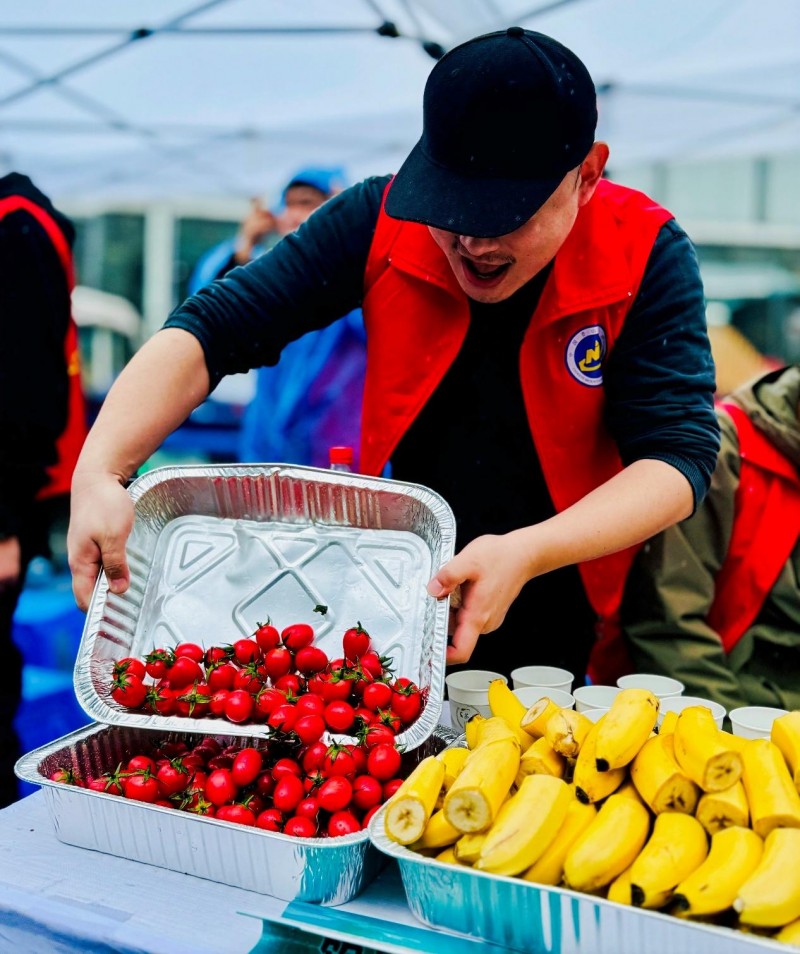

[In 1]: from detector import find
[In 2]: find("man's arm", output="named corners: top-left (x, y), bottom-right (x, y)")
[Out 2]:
top-left (68, 329), bottom-right (209, 608)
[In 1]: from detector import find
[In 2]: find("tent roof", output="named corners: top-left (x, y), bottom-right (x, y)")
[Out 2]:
top-left (1, 0), bottom-right (798, 203)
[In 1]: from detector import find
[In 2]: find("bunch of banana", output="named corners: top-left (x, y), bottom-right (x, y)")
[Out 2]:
top-left (672, 825), bottom-right (763, 917)
top-left (521, 795), bottom-right (597, 886)
top-left (573, 717), bottom-right (626, 804)
top-left (695, 781), bottom-right (749, 835)
top-left (563, 790), bottom-right (651, 892)
top-left (474, 774), bottom-right (572, 877)
top-left (521, 697), bottom-right (564, 738)
top-left (673, 706), bottom-right (743, 792)
top-left (545, 708), bottom-right (593, 758)
top-left (516, 736), bottom-right (567, 785)
top-left (630, 732), bottom-right (699, 815)
top-left (594, 688), bottom-right (659, 771)
top-left (384, 755), bottom-right (446, 844)
top-left (443, 717), bottom-right (521, 833)
top-left (628, 812), bottom-right (709, 909)
top-left (772, 711), bottom-right (800, 790)
top-left (734, 827), bottom-right (800, 927)
top-left (487, 678), bottom-right (531, 747)
top-left (740, 738), bottom-right (800, 838)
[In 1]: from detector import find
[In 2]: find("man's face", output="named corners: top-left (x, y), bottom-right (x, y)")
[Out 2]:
top-left (278, 184), bottom-right (329, 235)
top-left (428, 167), bottom-right (585, 304)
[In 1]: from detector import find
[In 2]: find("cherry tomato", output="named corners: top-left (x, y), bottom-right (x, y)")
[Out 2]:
top-left (156, 760), bottom-right (191, 797)
top-left (316, 672), bottom-right (352, 703)
top-left (127, 754), bottom-right (157, 774)
top-left (294, 646), bottom-right (328, 675)
top-left (175, 682), bottom-right (212, 718)
top-left (284, 815), bottom-right (317, 838)
top-left (49, 767), bottom-right (83, 786)
top-left (363, 723), bottom-right (396, 749)
top-left (255, 770), bottom-right (276, 798)
top-left (204, 645), bottom-right (230, 667)
top-left (347, 743), bottom-right (368, 775)
top-left (256, 808), bottom-right (284, 831)
top-left (254, 687), bottom-right (285, 718)
top-left (351, 774), bottom-right (383, 811)
top-left (145, 648), bottom-right (174, 680)
top-left (264, 647), bottom-right (293, 681)
top-left (113, 656), bottom-right (146, 682)
top-left (268, 703), bottom-right (297, 733)
top-left (254, 621), bottom-right (281, 653)
top-left (231, 747), bottom-right (263, 787)
top-left (146, 684), bottom-right (178, 716)
top-left (232, 638), bottom-right (261, 666)
top-left (281, 622), bottom-right (314, 651)
top-left (392, 682), bottom-right (422, 724)
top-left (317, 776), bottom-right (353, 813)
top-left (362, 804), bottom-right (381, 828)
top-left (294, 713), bottom-right (326, 746)
top-left (327, 810), bottom-right (361, 837)
top-left (124, 773), bottom-right (160, 802)
top-left (342, 622), bottom-right (371, 662)
top-left (324, 700), bottom-right (355, 734)
top-left (359, 650), bottom-right (387, 679)
top-left (375, 709), bottom-right (402, 734)
top-left (367, 743), bottom-right (402, 781)
top-left (206, 662), bottom-right (238, 692)
top-left (216, 803), bottom-right (256, 826)
top-left (88, 775), bottom-right (123, 795)
top-left (295, 796), bottom-right (319, 820)
top-left (271, 757), bottom-right (302, 781)
top-left (272, 774), bottom-right (304, 814)
top-left (223, 689), bottom-right (254, 724)
top-left (209, 689), bottom-right (230, 717)
top-left (205, 768), bottom-right (237, 806)
top-left (322, 745), bottom-right (356, 778)
top-left (301, 741), bottom-right (329, 774)
top-left (362, 681), bottom-right (393, 712)
top-left (295, 693), bottom-right (325, 717)
top-left (111, 673), bottom-right (147, 710)
top-left (174, 642), bottom-right (205, 663)
top-left (382, 778), bottom-right (404, 800)
top-left (166, 655), bottom-right (203, 689)
top-left (274, 673), bottom-right (303, 696)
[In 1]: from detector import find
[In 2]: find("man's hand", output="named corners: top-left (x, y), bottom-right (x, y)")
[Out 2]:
top-left (0, 536), bottom-right (21, 593)
top-left (68, 474), bottom-right (135, 610)
top-left (427, 532), bottom-right (533, 665)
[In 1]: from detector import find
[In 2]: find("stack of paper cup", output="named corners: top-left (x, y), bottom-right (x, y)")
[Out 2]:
top-left (444, 670), bottom-right (506, 732)
top-left (729, 705), bottom-right (789, 739)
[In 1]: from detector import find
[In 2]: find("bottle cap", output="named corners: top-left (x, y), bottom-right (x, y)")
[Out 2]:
top-left (329, 446), bottom-right (353, 465)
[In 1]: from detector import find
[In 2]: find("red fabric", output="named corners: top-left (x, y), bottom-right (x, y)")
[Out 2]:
top-left (361, 180), bottom-right (672, 682)
top-left (0, 195), bottom-right (87, 500)
top-left (708, 402), bottom-right (800, 653)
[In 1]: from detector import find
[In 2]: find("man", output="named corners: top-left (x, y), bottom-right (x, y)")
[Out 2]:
top-left (68, 28), bottom-right (719, 684)
top-left (623, 365), bottom-right (800, 712)
top-left (0, 171), bottom-right (86, 805)
top-left (189, 167), bottom-right (366, 469)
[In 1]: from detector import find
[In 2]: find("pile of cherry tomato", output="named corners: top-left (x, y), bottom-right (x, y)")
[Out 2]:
top-left (49, 620), bottom-right (425, 838)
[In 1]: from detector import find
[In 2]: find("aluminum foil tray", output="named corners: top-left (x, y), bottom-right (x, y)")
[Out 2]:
top-left (16, 722), bottom-right (458, 906)
top-left (368, 806), bottom-right (784, 954)
top-left (74, 464), bottom-right (455, 747)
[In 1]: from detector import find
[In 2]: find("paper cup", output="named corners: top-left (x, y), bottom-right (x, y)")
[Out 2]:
top-left (573, 685), bottom-right (622, 713)
top-left (658, 695), bottom-right (726, 729)
top-left (582, 707), bottom-right (609, 723)
top-left (729, 705), bottom-right (789, 740)
top-left (445, 670), bottom-right (507, 732)
top-left (616, 673), bottom-right (684, 698)
top-left (510, 666), bottom-right (573, 693)
top-left (513, 686), bottom-right (575, 710)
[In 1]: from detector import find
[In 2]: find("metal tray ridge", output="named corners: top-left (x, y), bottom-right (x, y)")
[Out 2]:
top-left (16, 722), bottom-right (459, 906)
top-left (368, 805), bottom-right (786, 954)
top-left (74, 464), bottom-right (456, 746)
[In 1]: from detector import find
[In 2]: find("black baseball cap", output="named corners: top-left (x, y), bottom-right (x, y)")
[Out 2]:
top-left (385, 27), bottom-right (598, 238)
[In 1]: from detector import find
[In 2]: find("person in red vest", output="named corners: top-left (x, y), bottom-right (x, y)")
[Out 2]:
top-left (67, 29), bottom-right (719, 686)
top-left (622, 365), bottom-right (800, 712)
top-left (0, 172), bottom-right (87, 805)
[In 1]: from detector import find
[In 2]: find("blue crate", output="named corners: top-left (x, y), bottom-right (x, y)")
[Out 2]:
top-left (12, 567), bottom-right (86, 671)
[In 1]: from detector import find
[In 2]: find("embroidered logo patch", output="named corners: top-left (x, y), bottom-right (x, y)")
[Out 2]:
top-left (565, 325), bottom-right (606, 387)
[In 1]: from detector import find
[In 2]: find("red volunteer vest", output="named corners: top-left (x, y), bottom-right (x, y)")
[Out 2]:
top-left (0, 195), bottom-right (87, 500)
top-left (707, 402), bottom-right (800, 653)
top-left (361, 179), bottom-right (672, 682)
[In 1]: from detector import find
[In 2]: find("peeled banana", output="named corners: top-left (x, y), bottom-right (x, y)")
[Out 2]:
top-left (563, 791), bottom-right (651, 892)
top-left (487, 678), bottom-right (531, 747)
top-left (516, 736), bottom-right (567, 784)
top-left (631, 732), bottom-right (699, 815)
top-left (672, 825), bottom-right (763, 917)
top-left (772, 711), bottom-right (800, 791)
top-left (595, 688), bottom-right (659, 771)
top-left (411, 808), bottom-right (461, 850)
top-left (521, 697), bottom-right (564, 738)
top-left (573, 717), bottom-right (626, 804)
top-left (545, 708), bottom-right (593, 758)
top-left (734, 827), bottom-right (800, 927)
top-left (475, 774), bottom-right (572, 877)
top-left (438, 746), bottom-right (470, 791)
top-left (673, 706), bottom-right (743, 792)
top-left (521, 795), bottom-right (597, 886)
top-left (741, 738), bottom-right (800, 838)
top-left (695, 780), bottom-right (750, 835)
top-left (384, 755), bottom-right (445, 845)
top-left (629, 811), bottom-right (709, 909)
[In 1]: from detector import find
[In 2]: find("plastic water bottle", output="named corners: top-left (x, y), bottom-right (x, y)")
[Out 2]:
top-left (328, 446), bottom-right (353, 472)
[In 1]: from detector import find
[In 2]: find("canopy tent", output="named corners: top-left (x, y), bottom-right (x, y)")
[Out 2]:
top-left (0, 0), bottom-right (798, 203)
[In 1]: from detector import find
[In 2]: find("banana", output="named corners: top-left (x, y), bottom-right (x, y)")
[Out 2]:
top-left (629, 811), bottom-right (709, 909)
top-left (464, 713), bottom-right (485, 749)
top-left (734, 828), bottom-right (800, 927)
top-left (772, 711), bottom-right (800, 790)
top-left (659, 711), bottom-right (679, 736)
top-left (475, 774), bottom-right (572, 877)
top-left (438, 746), bottom-right (470, 791)
top-left (516, 736), bottom-right (567, 784)
top-left (695, 780), bottom-right (750, 835)
top-left (434, 846), bottom-right (460, 865)
top-left (453, 831), bottom-right (487, 865)
top-left (521, 697), bottom-right (564, 738)
top-left (741, 738), bottom-right (800, 838)
top-left (719, 728), bottom-right (748, 753)
top-left (672, 825), bottom-right (763, 917)
top-left (573, 717), bottom-right (626, 804)
top-left (384, 755), bottom-right (446, 845)
top-left (563, 791), bottom-right (651, 892)
top-left (607, 865), bottom-right (633, 905)
top-left (521, 796), bottom-right (597, 886)
top-left (631, 733), bottom-right (700, 815)
top-left (487, 678), bottom-right (531, 747)
top-left (545, 708), bottom-right (593, 758)
top-left (673, 706), bottom-right (743, 792)
top-left (443, 718), bottom-right (521, 833)
top-left (776, 916), bottom-right (800, 945)
top-left (595, 688), bottom-right (660, 771)
top-left (411, 808), bottom-right (461, 850)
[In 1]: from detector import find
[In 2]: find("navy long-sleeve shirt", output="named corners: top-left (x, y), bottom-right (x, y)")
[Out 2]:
top-left (166, 175), bottom-right (719, 680)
